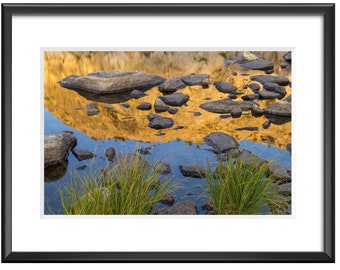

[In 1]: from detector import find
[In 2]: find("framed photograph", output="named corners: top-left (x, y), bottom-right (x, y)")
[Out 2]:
top-left (2, 3), bottom-right (335, 262)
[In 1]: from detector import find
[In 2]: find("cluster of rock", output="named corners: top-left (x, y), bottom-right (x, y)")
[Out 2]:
top-left (44, 131), bottom-right (172, 182)
top-left (58, 51), bottom-right (291, 132)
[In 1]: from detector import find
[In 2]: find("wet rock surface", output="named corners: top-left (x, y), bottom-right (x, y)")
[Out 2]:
top-left (71, 149), bottom-right (95, 161)
top-left (203, 132), bottom-right (239, 154)
top-left (179, 165), bottom-right (206, 178)
top-left (160, 193), bottom-right (175, 206)
top-left (44, 131), bottom-right (77, 169)
top-left (105, 147), bottom-right (116, 161)
top-left (155, 162), bottom-right (172, 175)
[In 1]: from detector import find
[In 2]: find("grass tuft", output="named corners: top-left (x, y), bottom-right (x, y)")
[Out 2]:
top-left (205, 158), bottom-right (290, 215)
top-left (60, 154), bottom-right (174, 215)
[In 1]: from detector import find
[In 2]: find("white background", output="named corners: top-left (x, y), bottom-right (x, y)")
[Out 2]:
top-left (1, 0), bottom-right (339, 269)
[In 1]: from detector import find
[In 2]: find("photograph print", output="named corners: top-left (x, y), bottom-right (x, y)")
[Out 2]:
top-left (44, 50), bottom-right (292, 215)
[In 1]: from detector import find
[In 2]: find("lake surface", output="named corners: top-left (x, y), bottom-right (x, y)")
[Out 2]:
top-left (44, 51), bottom-right (292, 215)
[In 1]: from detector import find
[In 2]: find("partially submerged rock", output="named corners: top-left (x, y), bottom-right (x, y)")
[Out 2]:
top-left (154, 98), bottom-right (169, 113)
top-left (159, 92), bottom-right (189, 107)
top-left (203, 132), bottom-right (239, 154)
top-left (148, 116), bottom-right (174, 129)
top-left (283, 51), bottom-right (292, 63)
top-left (155, 162), bottom-right (172, 174)
top-left (86, 102), bottom-right (100, 116)
top-left (258, 90), bottom-right (282, 100)
top-left (136, 102), bottom-right (152, 111)
top-left (264, 101), bottom-right (291, 117)
top-left (160, 193), bottom-right (175, 206)
top-left (213, 81), bottom-right (237, 93)
top-left (130, 89), bottom-right (147, 99)
top-left (105, 147), bottom-right (116, 161)
top-left (58, 70), bottom-right (165, 95)
top-left (239, 59), bottom-right (274, 71)
top-left (160, 201), bottom-right (198, 215)
top-left (250, 75), bottom-right (290, 86)
top-left (199, 98), bottom-right (256, 114)
top-left (263, 82), bottom-right (287, 98)
top-left (44, 131), bottom-right (77, 169)
top-left (179, 165), bottom-right (206, 178)
top-left (158, 77), bottom-right (186, 93)
top-left (71, 149), bottom-right (95, 161)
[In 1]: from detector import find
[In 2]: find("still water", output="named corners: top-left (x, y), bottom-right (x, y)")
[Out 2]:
top-left (44, 51), bottom-right (292, 214)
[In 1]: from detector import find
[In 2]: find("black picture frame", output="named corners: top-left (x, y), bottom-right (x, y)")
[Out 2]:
top-left (1, 3), bottom-right (335, 263)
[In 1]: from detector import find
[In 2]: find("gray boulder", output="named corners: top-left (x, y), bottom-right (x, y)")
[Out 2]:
top-left (199, 98), bottom-right (256, 114)
top-left (160, 193), bottom-right (175, 206)
top-left (241, 94), bottom-right (259, 101)
top-left (239, 59), bottom-right (274, 71)
top-left (159, 92), bottom-right (189, 106)
top-left (251, 105), bottom-right (264, 117)
top-left (203, 132), bottom-right (239, 154)
top-left (155, 162), bottom-right (172, 175)
top-left (250, 75), bottom-right (290, 86)
top-left (283, 51), bottom-right (292, 63)
top-left (154, 98), bottom-right (169, 113)
top-left (136, 102), bottom-right (152, 111)
top-left (86, 102), bottom-right (100, 116)
top-left (179, 165), bottom-right (206, 178)
top-left (263, 82), bottom-right (287, 98)
top-left (258, 90), bottom-right (282, 100)
top-left (264, 101), bottom-right (291, 117)
top-left (167, 107), bottom-right (179, 114)
top-left (231, 107), bottom-right (242, 118)
top-left (248, 83), bottom-right (261, 92)
top-left (44, 131), bottom-right (77, 169)
top-left (105, 147), bottom-right (116, 161)
top-left (71, 149), bottom-right (95, 161)
top-left (180, 74), bottom-right (209, 86)
top-left (161, 201), bottom-right (198, 215)
top-left (148, 116), bottom-right (174, 129)
top-left (213, 81), bottom-right (237, 93)
top-left (58, 70), bottom-right (165, 94)
top-left (130, 89), bottom-right (147, 99)
top-left (158, 77), bottom-right (186, 93)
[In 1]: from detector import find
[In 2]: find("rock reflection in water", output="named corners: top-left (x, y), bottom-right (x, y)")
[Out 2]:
top-left (44, 161), bottom-right (68, 183)
top-left (44, 51), bottom-right (292, 150)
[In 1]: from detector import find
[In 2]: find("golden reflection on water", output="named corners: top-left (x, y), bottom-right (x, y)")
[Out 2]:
top-left (44, 51), bottom-right (291, 149)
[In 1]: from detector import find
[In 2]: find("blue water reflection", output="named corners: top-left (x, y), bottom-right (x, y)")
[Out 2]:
top-left (44, 110), bottom-right (291, 215)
